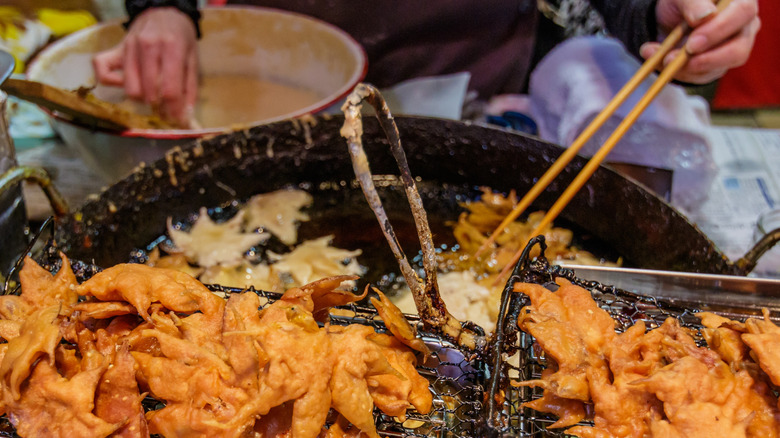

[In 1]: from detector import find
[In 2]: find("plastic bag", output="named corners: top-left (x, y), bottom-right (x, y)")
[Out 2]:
top-left (529, 36), bottom-right (717, 213)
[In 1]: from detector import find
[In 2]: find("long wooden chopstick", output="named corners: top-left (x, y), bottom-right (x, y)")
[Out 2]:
top-left (475, 25), bottom-right (691, 259)
top-left (490, 0), bottom-right (732, 283)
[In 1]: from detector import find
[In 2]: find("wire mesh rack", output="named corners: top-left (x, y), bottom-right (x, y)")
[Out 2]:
top-left (485, 235), bottom-right (775, 437)
top-left (0, 220), bottom-right (491, 438)
top-left (5, 222), bottom-right (770, 437)
top-left (0, 297), bottom-right (487, 438)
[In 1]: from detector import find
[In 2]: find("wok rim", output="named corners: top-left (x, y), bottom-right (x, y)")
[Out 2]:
top-left (53, 114), bottom-right (736, 275)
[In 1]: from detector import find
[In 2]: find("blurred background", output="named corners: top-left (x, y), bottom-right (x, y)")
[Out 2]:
top-left (3, 0), bottom-right (777, 127)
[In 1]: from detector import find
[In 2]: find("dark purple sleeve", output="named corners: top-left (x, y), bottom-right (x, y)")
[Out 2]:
top-left (591, 0), bottom-right (659, 57)
top-left (124, 0), bottom-right (201, 37)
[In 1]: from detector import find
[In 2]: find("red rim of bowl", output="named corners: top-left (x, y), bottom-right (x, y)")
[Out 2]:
top-left (26, 6), bottom-right (368, 140)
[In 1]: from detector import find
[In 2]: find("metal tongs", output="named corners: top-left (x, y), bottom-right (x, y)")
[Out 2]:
top-left (340, 83), bottom-right (485, 351)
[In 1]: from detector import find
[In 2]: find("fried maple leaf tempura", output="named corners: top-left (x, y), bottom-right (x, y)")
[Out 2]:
top-left (0, 255), bottom-right (433, 438)
top-left (513, 278), bottom-right (780, 437)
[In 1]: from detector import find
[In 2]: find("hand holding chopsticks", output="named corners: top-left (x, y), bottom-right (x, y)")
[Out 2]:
top-left (486, 0), bottom-right (734, 284)
top-left (646, 0), bottom-right (760, 84)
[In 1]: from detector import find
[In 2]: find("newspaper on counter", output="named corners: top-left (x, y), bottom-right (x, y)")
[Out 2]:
top-left (687, 126), bottom-right (780, 278)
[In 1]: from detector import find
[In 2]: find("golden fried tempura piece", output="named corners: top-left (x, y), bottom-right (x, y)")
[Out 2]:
top-left (71, 301), bottom-right (138, 320)
top-left (222, 292), bottom-right (267, 390)
top-left (655, 318), bottom-right (717, 366)
top-left (94, 343), bottom-right (148, 437)
top-left (18, 254), bottom-right (79, 310)
top-left (516, 368), bottom-right (587, 428)
top-left (739, 374), bottom-right (780, 438)
top-left (371, 289), bottom-right (430, 355)
top-left (514, 279), bottom-right (615, 402)
top-left (135, 323), bottom-right (257, 438)
top-left (145, 247), bottom-right (204, 279)
top-left (0, 255), bottom-right (78, 342)
top-left (742, 309), bottom-right (780, 386)
top-left (147, 401), bottom-right (256, 438)
top-left (328, 325), bottom-right (390, 438)
top-left (369, 335), bottom-right (433, 416)
top-left (697, 312), bottom-right (748, 334)
top-left (697, 312), bottom-right (750, 368)
top-left (633, 357), bottom-right (752, 438)
top-left (292, 275), bottom-right (364, 322)
top-left (567, 322), bottom-right (664, 438)
top-left (0, 306), bottom-right (61, 399)
top-left (697, 312), bottom-right (780, 436)
top-left (5, 358), bottom-right (117, 437)
top-left (78, 263), bottom-right (222, 323)
top-left (254, 289), bottom-right (333, 438)
top-left (553, 279), bottom-right (616, 353)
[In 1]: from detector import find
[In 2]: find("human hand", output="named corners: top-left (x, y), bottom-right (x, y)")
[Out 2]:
top-left (93, 7), bottom-right (198, 127)
top-left (640, 0), bottom-right (760, 84)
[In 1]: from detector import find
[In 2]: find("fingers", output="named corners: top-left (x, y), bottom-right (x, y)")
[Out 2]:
top-left (93, 46), bottom-right (125, 86)
top-left (648, 0), bottom-right (759, 83)
top-left (138, 35), bottom-right (163, 107)
top-left (686, 0), bottom-right (759, 55)
top-left (184, 49), bottom-right (199, 118)
top-left (661, 48), bottom-right (728, 84)
top-left (90, 7), bottom-right (199, 126)
top-left (159, 38), bottom-right (187, 122)
top-left (640, 15), bottom-right (759, 84)
top-left (682, 16), bottom-right (761, 81)
top-left (157, 37), bottom-right (199, 126)
top-left (123, 37), bottom-right (144, 100)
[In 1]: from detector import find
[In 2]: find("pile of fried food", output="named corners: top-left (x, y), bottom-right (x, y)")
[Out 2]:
top-left (514, 278), bottom-right (780, 437)
top-left (0, 254), bottom-right (432, 437)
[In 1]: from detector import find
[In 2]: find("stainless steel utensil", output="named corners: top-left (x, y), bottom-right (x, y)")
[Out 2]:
top-left (0, 51), bottom-right (12, 83)
top-left (562, 263), bottom-right (780, 319)
top-left (0, 50), bottom-right (28, 277)
top-left (0, 50), bottom-right (68, 280)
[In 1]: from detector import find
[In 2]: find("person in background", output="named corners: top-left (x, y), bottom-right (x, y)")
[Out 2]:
top-left (93, 0), bottom-right (760, 127)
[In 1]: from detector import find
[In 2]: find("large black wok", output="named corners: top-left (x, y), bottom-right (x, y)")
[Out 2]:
top-left (54, 115), bottom-right (739, 275)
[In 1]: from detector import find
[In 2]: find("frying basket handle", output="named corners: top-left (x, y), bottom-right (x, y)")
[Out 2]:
top-left (734, 227), bottom-right (780, 274)
top-left (0, 165), bottom-right (69, 217)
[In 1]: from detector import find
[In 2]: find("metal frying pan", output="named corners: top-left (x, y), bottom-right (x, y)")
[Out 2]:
top-left (52, 115), bottom-right (753, 275)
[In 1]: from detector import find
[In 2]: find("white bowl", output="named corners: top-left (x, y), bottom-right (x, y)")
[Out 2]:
top-left (27, 6), bottom-right (366, 182)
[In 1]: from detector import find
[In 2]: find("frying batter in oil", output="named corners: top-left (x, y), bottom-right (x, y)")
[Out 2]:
top-left (193, 75), bottom-right (323, 128)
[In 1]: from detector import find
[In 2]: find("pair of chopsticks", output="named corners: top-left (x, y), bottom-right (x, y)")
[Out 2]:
top-left (482, 0), bottom-right (732, 283)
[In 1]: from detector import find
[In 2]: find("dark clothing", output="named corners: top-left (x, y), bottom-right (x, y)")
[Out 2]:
top-left (127, 0), bottom-right (657, 98)
top-left (231, 0), bottom-right (540, 98)
top-left (125, 0), bottom-right (202, 37)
